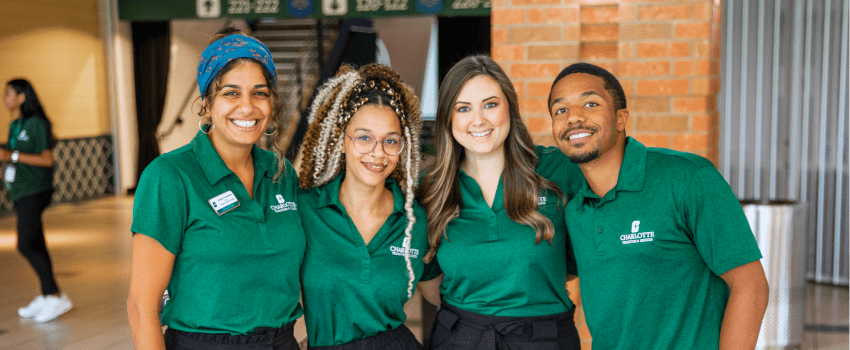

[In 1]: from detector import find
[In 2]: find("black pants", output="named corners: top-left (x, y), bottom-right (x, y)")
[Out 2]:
top-left (429, 303), bottom-right (580, 350)
top-left (14, 190), bottom-right (58, 296)
top-left (310, 325), bottom-right (423, 350)
top-left (164, 321), bottom-right (299, 350)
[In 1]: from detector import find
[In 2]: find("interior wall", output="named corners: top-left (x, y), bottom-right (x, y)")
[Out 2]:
top-left (372, 16), bottom-right (433, 98)
top-left (0, 0), bottom-right (109, 141)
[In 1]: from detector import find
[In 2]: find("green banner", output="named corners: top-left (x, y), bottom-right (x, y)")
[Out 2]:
top-left (118, 0), bottom-right (489, 21)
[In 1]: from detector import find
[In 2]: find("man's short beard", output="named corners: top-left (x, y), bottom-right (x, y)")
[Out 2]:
top-left (569, 149), bottom-right (599, 164)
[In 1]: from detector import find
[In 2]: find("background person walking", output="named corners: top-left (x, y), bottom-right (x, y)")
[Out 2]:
top-left (1, 78), bottom-right (72, 323)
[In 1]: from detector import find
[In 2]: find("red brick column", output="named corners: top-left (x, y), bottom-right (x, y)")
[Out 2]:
top-left (492, 0), bottom-right (722, 164)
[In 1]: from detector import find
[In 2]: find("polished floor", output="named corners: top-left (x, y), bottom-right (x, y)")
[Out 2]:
top-left (0, 196), bottom-right (847, 349)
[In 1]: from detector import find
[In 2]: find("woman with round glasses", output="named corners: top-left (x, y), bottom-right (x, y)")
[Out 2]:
top-left (294, 64), bottom-right (434, 349)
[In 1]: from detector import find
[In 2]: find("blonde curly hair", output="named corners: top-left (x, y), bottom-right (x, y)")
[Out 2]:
top-left (299, 64), bottom-right (422, 297)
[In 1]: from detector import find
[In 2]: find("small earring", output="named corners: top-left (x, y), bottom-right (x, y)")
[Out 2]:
top-left (199, 117), bottom-right (214, 134)
top-left (264, 123), bottom-right (277, 136)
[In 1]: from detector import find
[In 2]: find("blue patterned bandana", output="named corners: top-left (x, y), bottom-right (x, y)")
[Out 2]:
top-left (197, 34), bottom-right (276, 96)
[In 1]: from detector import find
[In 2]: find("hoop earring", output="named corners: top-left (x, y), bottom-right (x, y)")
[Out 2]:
top-left (199, 117), bottom-right (214, 134)
top-left (264, 123), bottom-right (277, 136)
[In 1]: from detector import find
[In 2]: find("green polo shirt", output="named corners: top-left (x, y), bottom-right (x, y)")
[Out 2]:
top-left (427, 146), bottom-right (583, 317)
top-left (565, 137), bottom-right (763, 349)
top-left (6, 116), bottom-right (53, 201)
top-left (131, 131), bottom-right (305, 335)
top-left (298, 172), bottom-right (431, 346)
top-left (535, 145), bottom-right (585, 201)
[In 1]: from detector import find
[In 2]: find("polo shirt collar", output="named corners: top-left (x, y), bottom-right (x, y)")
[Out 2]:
top-left (191, 130), bottom-right (275, 185)
top-left (458, 168), bottom-right (504, 212)
top-left (576, 136), bottom-right (647, 203)
top-left (316, 171), bottom-right (405, 214)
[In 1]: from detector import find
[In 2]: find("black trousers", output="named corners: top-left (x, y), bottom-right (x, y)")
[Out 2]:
top-left (429, 303), bottom-right (581, 350)
top-left (164, 321), bottom-right (299, 350)
top-left (310, 325), bottom-right (423, 350)
top-left (14, 190), bottom-right (58, 296)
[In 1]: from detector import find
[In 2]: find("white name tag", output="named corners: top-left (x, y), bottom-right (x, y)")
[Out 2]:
top-left (208, 190), bottom-right (239, 216)
top-left (3, 164), bottom-right (15, 184)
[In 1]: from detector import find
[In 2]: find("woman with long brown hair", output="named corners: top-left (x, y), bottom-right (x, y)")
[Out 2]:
top-left (418, 55), bottom-right (584, 349)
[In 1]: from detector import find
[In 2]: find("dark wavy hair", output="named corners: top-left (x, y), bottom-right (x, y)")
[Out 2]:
top-left (197, 27), bottom-right (287, 178)
top-left (417, 55), bottom-right (564, 263)
top-left (6, 79), bottom-right (56, 149)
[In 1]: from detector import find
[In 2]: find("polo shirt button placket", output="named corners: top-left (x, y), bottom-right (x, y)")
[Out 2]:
top-left (253, 202), bottom-right (272, 247)
top-left (487, 220), bottom-right (498, 241)
top-left (361, 259), bottom-right (371, 283)
top-left (594, 223), bottom-right (607, 255)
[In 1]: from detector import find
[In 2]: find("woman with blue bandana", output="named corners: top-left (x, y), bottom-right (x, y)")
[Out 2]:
top-left (127, 27), bottom-right (305, 350)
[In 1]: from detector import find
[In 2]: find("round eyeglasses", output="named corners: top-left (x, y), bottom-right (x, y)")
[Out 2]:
top-left (345, 133), bottom-right (405, 156)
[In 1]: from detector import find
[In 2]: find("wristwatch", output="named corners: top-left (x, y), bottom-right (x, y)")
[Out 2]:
top-left (11, 150), bottom-right (19, 163)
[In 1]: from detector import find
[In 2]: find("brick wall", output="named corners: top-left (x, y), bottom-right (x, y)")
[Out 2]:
top-left (492, 1), bottom-right (724, 347)
top-left (492, 0), bottom-right (722, 164)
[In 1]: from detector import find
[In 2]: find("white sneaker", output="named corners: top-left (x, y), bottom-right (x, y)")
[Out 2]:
top-left (34, 294), bottom-right (73, 322)
top-left (18, 295), bottom-right (47, 318)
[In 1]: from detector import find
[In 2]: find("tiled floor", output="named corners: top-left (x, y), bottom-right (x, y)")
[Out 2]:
top-left (803, 283), bottom-right (849, 349)
top-left (0, 196), bottom-right (846, 349)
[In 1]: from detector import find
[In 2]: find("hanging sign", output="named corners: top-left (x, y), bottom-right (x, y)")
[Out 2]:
top-left (119, 0), bottom-right (489, 20)
top-left (197, 0), bottom-right (222, 17)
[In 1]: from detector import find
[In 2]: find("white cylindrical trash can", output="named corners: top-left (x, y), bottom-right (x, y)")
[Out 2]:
top-left (742, 201), bottom-right (807, 350)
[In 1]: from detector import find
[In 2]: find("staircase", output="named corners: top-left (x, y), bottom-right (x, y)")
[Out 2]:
top-left (252, 19), bottom-right (340, 118)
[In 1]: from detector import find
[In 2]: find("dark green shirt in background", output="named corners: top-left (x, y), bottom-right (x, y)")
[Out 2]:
top-left (131, 131), bottom-right (305, 335)
top-left (426, 146), bottom-right (584, 317)
top-left (565, 137), bottom-right (763, 349)
top-left (6, 116), bottom-right (53, 201)
top-left (298, 172), bottom-right (432, 346)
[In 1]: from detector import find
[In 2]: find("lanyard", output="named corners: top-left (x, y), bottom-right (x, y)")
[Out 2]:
top-left (9, 119), bottom-right (22, 150)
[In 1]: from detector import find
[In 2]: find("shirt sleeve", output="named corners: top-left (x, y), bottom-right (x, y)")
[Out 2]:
top-left (29, 118), bottom-right (49, 153)
top-left (685, 167), bottom-right (763, 276)
top-left (565, 228), bottom-right (578, 277)
top-left (535, 145), bottom-right (584, 200)
top-left (131, 157), bottom-right (188, 255)
top-left (20, 118), bottom-right (49, 153)
top-left (419, 257), bottom-right (443, 281)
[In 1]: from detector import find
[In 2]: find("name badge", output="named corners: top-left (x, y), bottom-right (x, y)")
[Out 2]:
top-left (4, 164), bottom-right (15, 184)
top-left (208, 190), bottom-right (239, 216)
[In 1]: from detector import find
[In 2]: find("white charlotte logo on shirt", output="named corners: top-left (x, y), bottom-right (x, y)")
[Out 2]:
top-left (391, 236), bottom-right (419, 258)
top-left (17, 130), bottom-right (29, 141)
top-left (270, 194), bottom-right (297, 213)
top-left (538, 196), bottom-right (547, 205)
top-left (620, 220), bottom-right (654, 244)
